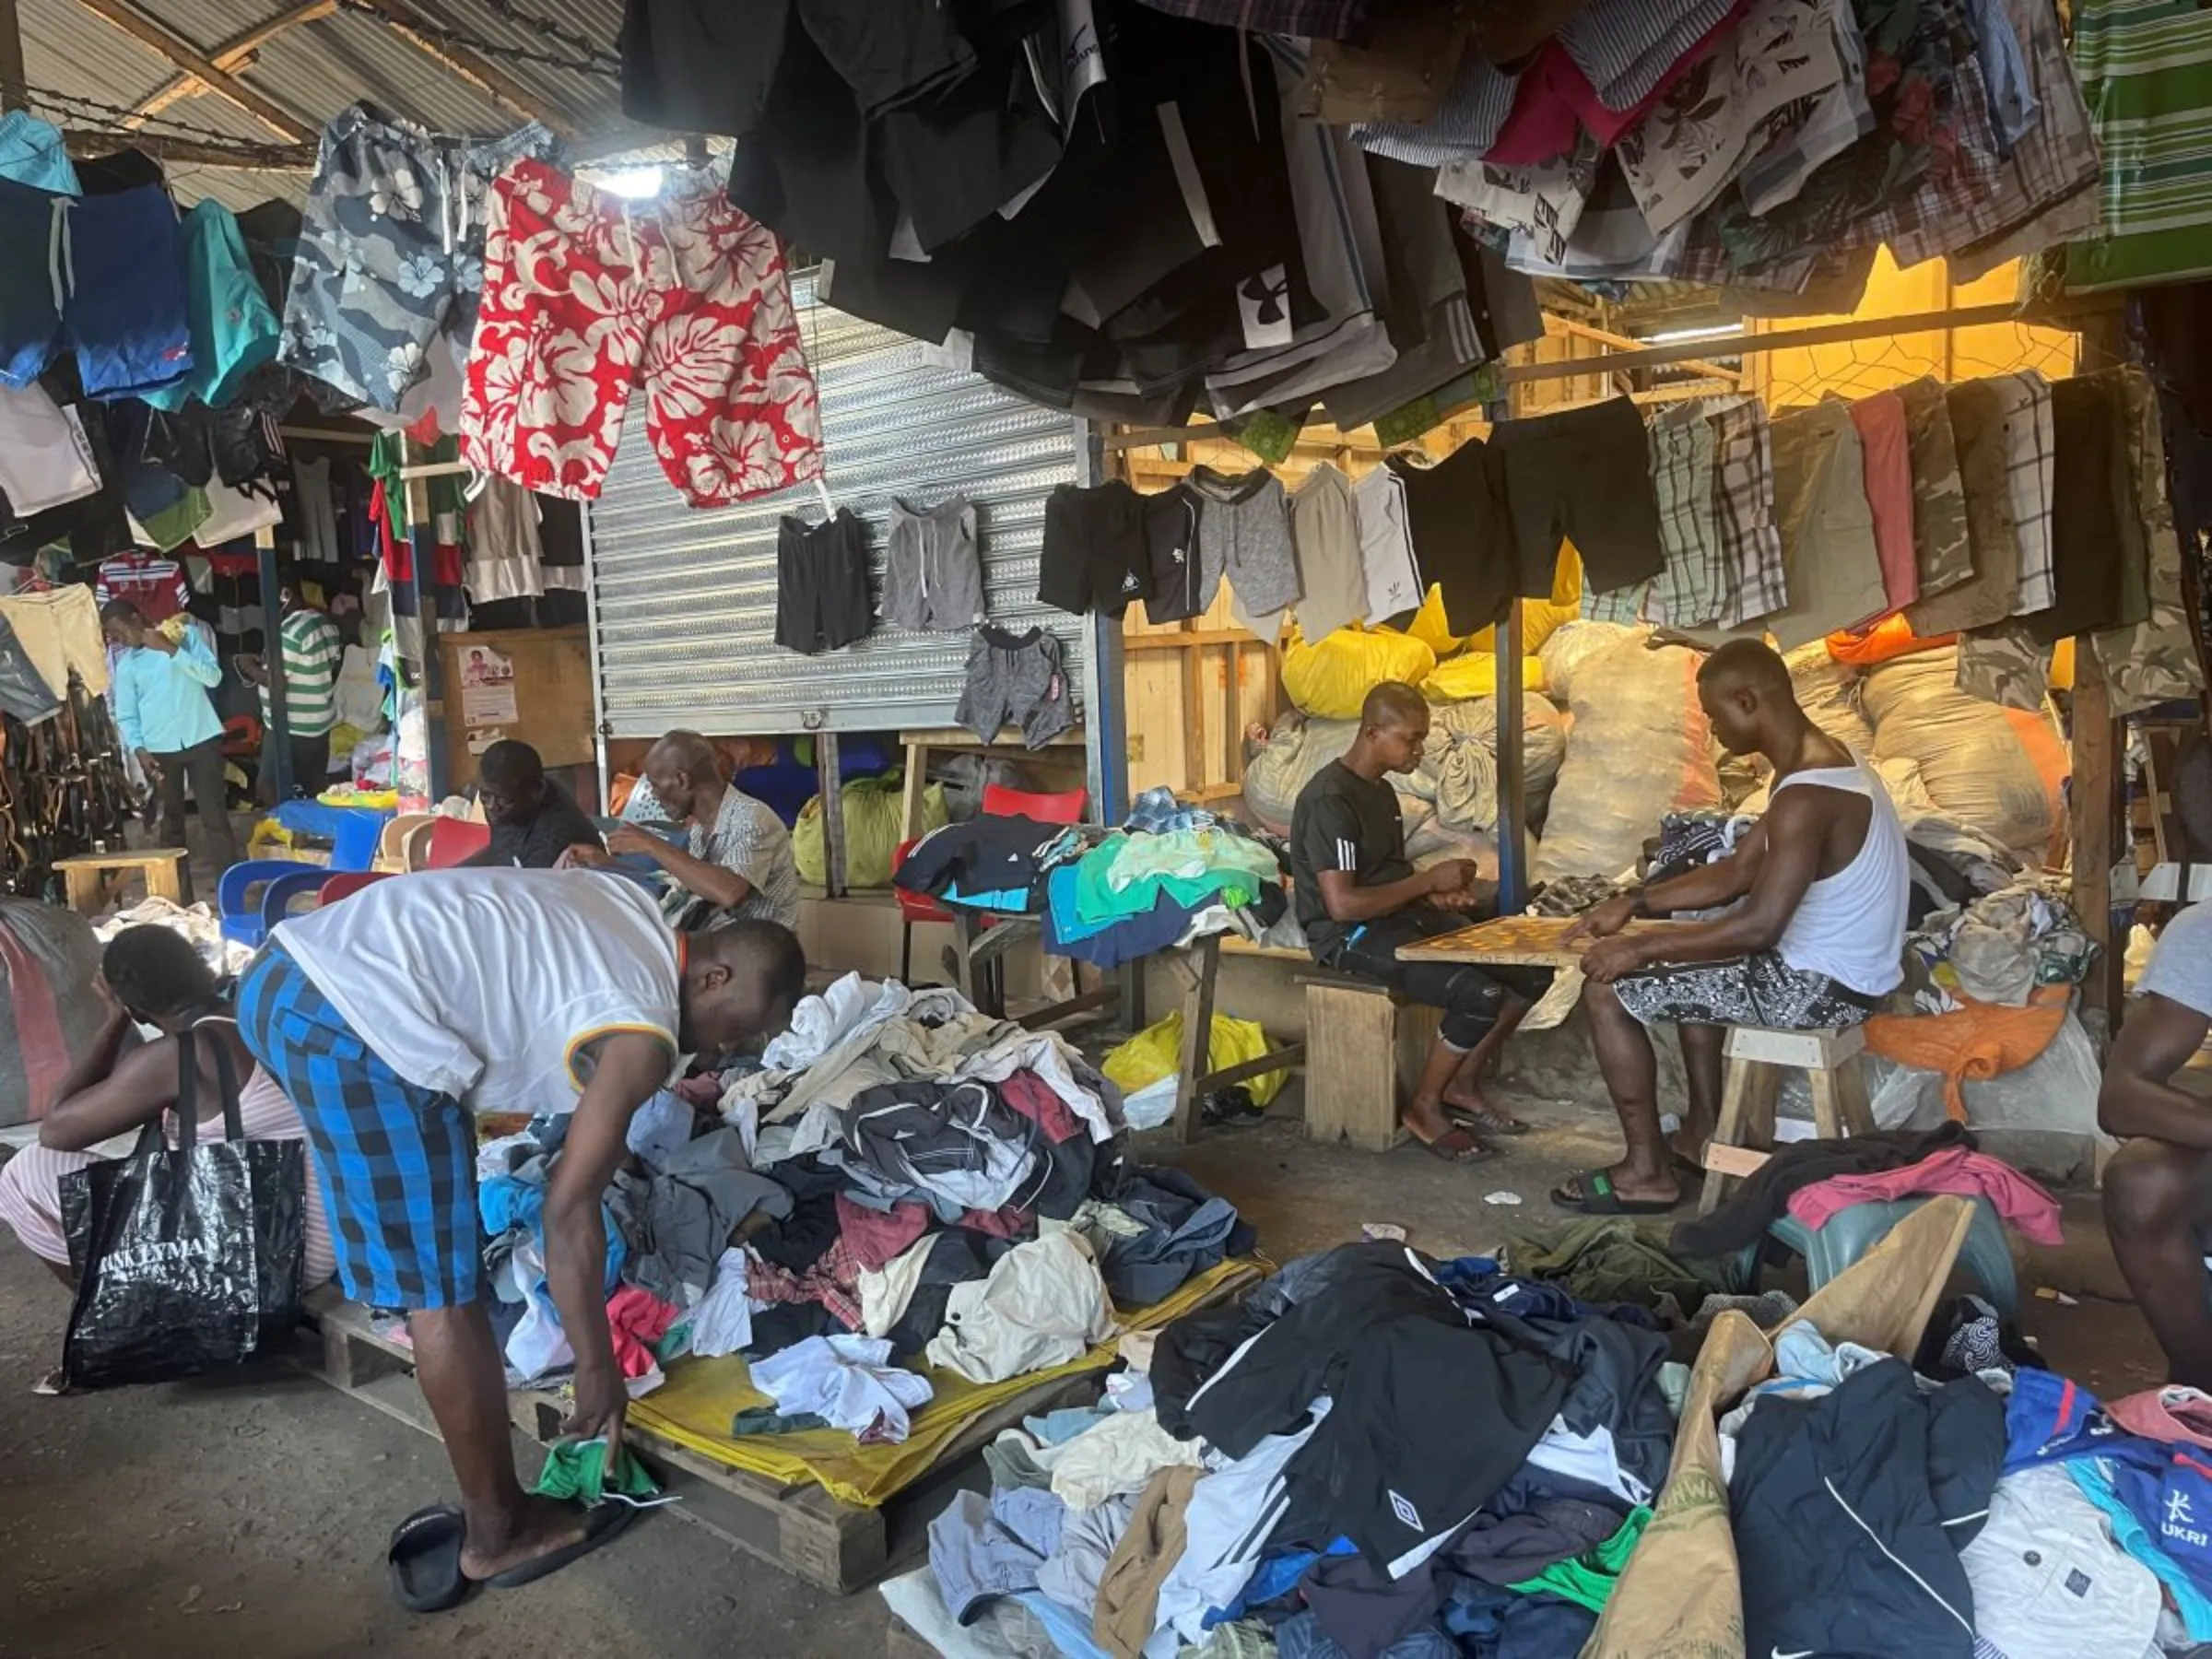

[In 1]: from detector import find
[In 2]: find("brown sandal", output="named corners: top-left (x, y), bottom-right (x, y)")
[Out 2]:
top-left (1412, 1126), bottom-right (1496, 1165)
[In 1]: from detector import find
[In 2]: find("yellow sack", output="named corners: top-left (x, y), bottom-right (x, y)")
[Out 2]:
top-left (1281, 623), bottom-right (1436, 720)
top-left (1103, 1008), bottom-right (1287, 1107)
top-left (1421, 653), bottom-right (1546, 700)
top-left (1404, 585), bottom-right (1463, 658)
top-left (794, 774), bottom-right (946, 888)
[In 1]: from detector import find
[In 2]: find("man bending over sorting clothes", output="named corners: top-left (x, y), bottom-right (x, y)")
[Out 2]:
top-left (1288, 681), bottom-right (1547, 1164)
top-left (461, 738), bottom-right (604, 869)
top-left (1558, 640), bottom-right (1909, 1214)
top-left (2099, 900), bottom-right (2212, 1389)
top-left (593, 728), bottom-right (801, 931)
top-left (239, 869), bottom-right (804, 1589)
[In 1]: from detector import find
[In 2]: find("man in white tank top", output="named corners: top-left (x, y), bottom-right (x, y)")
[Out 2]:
top-left (1554, 640), bottom-right (1910, 1215)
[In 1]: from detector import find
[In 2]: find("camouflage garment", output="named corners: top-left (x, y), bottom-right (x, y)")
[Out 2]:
top-left (1895, 376), bottom-right (1972, 600)
top-left (2095, 366), bottom-right (2206, 714)
top-left (1907, 380), bottom-right (2021, 636)
top-left (1956, 623), bottom-right (2053, 712)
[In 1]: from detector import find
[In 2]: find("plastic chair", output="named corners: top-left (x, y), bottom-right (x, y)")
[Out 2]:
top-left (318, 870), bottom-right (392, 904)
top-left (218, 859), bottom-right (313, 947)
top-left (1735, 1194), bottom-right (2019, 1317)
top-left (894, 836), bottom-right (957, 984)
top-left (425, 818), bottom-right (490, 868)
top-left (981, 783), bottom-right (1088, 824)
top-left (329, 812), bottom-right (383, 873)
top-left (377, 812), bottom-right (434, 870)
top-left (258, 867), bottom-right (330, 935)
top-left (400, 820), bottom-right (436, 871)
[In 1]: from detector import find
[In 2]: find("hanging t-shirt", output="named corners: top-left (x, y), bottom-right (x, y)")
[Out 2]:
top-left (95, 552), bottom-right (191, 623)
top-left (271, 868), bottom-right (682, 1112)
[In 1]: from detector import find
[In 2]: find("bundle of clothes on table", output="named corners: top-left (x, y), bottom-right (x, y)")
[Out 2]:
top-left (894, 791), bottom-right (1292, 970)
top-left (473, 974), bottom-right (1253, 1442)
top-left (895, 1221), bottom-right (2205, 1659)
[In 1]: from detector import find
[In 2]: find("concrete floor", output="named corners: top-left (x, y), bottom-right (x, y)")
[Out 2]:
top-left (0, 1063), bottom-right (2167, 1655)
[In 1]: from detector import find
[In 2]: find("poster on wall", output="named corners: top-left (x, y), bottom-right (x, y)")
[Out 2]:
top-left (460, 643), bottom-right (518, 728)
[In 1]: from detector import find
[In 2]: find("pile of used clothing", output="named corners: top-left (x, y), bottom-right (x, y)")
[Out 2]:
top-left (898, 1239), bottom-right (1677, 1659)
top-left (888, 1217), bottom-right (2183, 1659)
top-left (475, 974), bottom-right (1257, 1447)
top-left (1906, 875), bottom-right (2097, 1012)
top-left (895, 796), bottom-right (1290, 971)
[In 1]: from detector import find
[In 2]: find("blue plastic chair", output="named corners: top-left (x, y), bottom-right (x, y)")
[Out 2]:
top-left (329, 811), bottom-right (382, 873)
top-left (218, 860), bottom-right (316, 947)
top-left (1736, 1194), bottom-right (2019, 1316)
top-left (258, 868), bottom-right (330, 937)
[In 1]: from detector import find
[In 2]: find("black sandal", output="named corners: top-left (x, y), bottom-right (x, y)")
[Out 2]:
top-left (1548, 1169), bottom-right (1682, 1215)
top-left (387, 1504), bottom-right (468, 1614)
top-left (478, 1503), bottom-right (637, 1591)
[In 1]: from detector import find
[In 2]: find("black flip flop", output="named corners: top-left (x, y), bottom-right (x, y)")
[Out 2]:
top-left (1444, 1104), bottom-right (1530, 1137)
top-left (478, 1502), bottom-right (637, 1591)
top-left (387, 1503), bottom-right (468, 1615)
top-left (1549, 1169), bottom-right (1681, 1215)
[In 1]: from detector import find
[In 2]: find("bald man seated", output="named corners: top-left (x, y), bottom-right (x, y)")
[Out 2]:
top-left (593, 730), bottom-right (802, 932)
top-left (1289, 681), bottom-right (1547, 1164)
top-left (1559, 640), bottom-right (1911, 1214)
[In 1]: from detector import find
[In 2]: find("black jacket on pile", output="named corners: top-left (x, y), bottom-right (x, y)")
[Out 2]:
top-left (1174, 1244), bottom-right (1570, 1571)
top-left (1730, 1358), bottom-right (2006, 1659)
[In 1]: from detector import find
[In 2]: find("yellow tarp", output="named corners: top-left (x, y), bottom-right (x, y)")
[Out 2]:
top-left (627, 1259), bottom-right (1264, 1509)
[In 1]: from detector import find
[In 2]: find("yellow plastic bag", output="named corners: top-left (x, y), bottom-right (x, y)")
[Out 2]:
top-left (1420, 653), bottom-right (1546, 700)
top-left (1281, 623), bottom-right (1436, 720)
top-left (1404, 585), bottom-right (1464, 658)
top-left (1103, 1008), bottom-right (1286, 1107)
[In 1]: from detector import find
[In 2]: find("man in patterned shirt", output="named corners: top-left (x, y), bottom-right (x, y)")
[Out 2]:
top-left (603, 729), bottom-right (800, 932)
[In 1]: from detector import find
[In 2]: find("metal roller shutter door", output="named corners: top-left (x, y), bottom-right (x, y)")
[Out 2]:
top-left (585, 276), bottom-right (1089, 740)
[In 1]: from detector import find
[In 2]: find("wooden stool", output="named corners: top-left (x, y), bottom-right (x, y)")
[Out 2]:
top-left (1300, 977), bottom-right (1433, 1153)
top-left (1697, 1023), bottom-right (1877, 1217)
top-left (53, 848), bottom-right (193, 915)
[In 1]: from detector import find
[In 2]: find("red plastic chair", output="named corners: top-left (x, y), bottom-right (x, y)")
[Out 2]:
top-left (981, 783), bottom-right (1088, 824)
top-left (317, 870), bottom-right (392, 905)
top-left (425, 818), bottom-right (491, 868)
top-left (893, 836), bottom-right (954, 985)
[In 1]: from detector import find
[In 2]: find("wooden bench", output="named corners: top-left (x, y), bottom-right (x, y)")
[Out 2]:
top-left (53, 847), bottom-right (192, 913)
top-left (1171, 935), bottom-right (1428, 1151)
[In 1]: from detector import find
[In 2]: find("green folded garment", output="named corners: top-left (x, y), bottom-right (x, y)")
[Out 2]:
top-left (532, 1437), bottom-right (661, 1506)
top-left (1509, 1505), bottom-right (1651, 1612)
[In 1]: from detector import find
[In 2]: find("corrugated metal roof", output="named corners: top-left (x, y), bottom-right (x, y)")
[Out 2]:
top-left (14, 0), bottom-right (635, 212)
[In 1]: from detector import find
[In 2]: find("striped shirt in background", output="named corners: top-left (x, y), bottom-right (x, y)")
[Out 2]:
top-left (2068, 0), bottom-right (2212, 290)
top-left (261, 608), bottom-right (343, 736)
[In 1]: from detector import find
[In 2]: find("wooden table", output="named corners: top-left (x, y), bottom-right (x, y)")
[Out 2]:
top-left (1394, 912), bottom-right (1677, 967)
top-left (896, 725), bottom-right (1086, 840)
top-left (54, 847), bottom-right (192, 913)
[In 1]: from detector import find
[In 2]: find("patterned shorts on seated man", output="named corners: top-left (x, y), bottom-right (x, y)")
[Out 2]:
top-left (1611, 951), bottom-right (1878, 1032)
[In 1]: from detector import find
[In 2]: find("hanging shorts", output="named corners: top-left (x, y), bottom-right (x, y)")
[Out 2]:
top-left (1491, 396), bottom-right (1667, 598)
top-left (956, 625), bottom-right (1073, 748)
top-left (0, 178), bottom-right (192, 398)
top-left (775, 509), bottom-right (873, 653)
top-left (278, 104), bottom-right (563, 412)
top-left (147, 200), bottom-right (282, 413)
top-left (462, 158), bottom-right (826, 506)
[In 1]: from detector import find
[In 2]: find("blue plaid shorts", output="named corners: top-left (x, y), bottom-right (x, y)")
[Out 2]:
top-left (238, 943), bottom-right (479, 1310)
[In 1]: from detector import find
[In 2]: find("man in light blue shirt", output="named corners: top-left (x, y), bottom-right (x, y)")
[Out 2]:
top-left (103, 599), bottom-right (238, 874)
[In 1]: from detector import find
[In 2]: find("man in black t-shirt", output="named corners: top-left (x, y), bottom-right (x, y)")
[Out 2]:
top-left (462, 740), bottom-right (606, 869)
top-left (1289, 682), bottom-right (1544, 1163)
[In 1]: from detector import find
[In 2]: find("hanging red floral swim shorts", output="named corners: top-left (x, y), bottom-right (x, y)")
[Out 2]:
top-left (461, 157), bottom-right (824, 506)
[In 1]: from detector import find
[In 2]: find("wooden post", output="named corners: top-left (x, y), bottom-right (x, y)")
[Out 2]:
top-left (0, 0), bottom-right (26, 112)
top-left (1495, 599), bottom-right (1527, 914)
top-left (816, 729), bottom-right (846, 900)
top-left (2074, 649), bottom-right (2124, 1023)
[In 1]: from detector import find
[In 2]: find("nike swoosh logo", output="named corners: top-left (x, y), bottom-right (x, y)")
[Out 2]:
top-left (1772, 1649), bottom-right (1816, 1659)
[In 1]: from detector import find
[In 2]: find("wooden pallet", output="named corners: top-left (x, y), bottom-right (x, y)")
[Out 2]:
top-left (301, 1289), bottom-right (1106, 1594)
